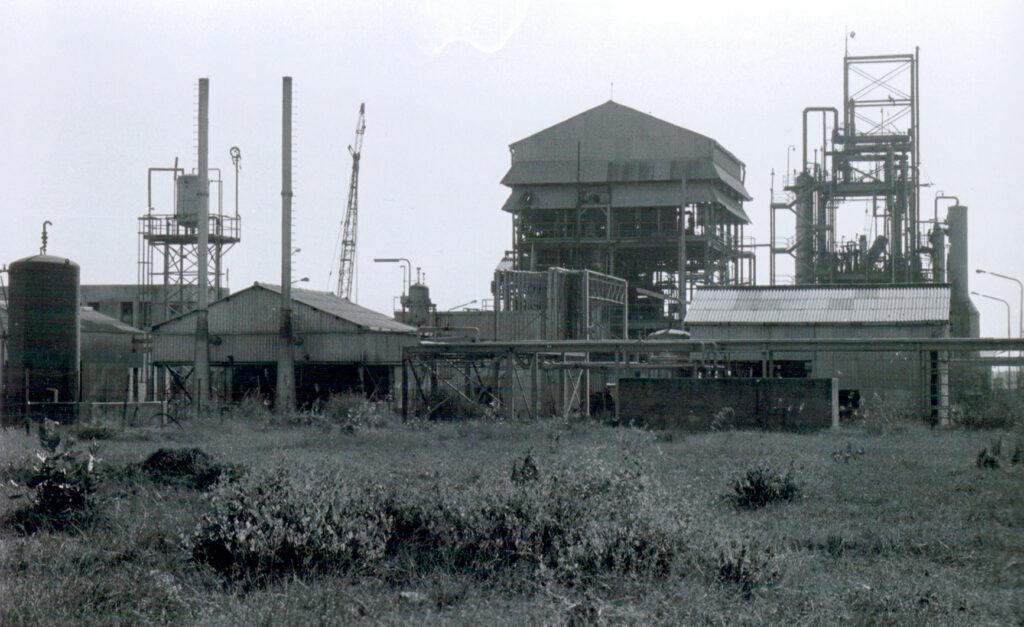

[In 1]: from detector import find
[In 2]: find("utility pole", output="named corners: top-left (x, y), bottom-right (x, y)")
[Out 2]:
top-left (277, 77), bottom-right (296, 415)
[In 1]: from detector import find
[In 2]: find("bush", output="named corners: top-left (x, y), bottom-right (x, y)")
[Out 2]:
top-left (730, 464), bottom-right (799, 508)
top-left (316, 394), bottom-right (393, 429)
top-left (5, 421), bottom-right (100, 533)
top-left (714, 540), bottom-right (781, 595)
top-left (187, 453), bottom-right (682, 584)
top-left (139, 448), bottom-right (237, 490)
top-left (951, 390), bottom-right (1024, 430)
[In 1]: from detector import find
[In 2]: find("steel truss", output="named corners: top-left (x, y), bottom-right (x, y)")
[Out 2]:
top-left (772, 50), bottom-right (931, 285)
top-left (402, 337), bottom-right (1024, 422)
top-left (138, 170), bottom-right (240, 328)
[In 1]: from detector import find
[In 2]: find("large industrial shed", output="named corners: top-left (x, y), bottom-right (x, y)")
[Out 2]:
top-left (151, 283), bottom-right (418, 405)
top-left (685, 285), bottom-right (951, 417)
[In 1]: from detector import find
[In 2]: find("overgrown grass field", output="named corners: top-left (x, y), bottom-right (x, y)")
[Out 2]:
top-left (1, 407), bottom-right (1021, 625)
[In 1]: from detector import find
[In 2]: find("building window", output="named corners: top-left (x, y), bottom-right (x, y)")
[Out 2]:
top-left (120, 301), bottom-right (134, 325)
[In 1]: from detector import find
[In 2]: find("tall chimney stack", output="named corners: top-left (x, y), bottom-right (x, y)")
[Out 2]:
top-left (276, 76), bottom-right (296, 414)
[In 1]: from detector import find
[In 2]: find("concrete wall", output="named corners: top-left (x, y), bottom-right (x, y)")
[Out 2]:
top-left (687, 322), bottom-right (947, 415)
top-left (617, 377), bottom-right (834, 431)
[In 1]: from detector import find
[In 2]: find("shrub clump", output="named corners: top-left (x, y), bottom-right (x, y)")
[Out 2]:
top-left (316, 394), bottom-right (393, 430)
top-left (714, 540), bottom-right (781, 595)
top-left (187, 454), bottom-right (682, 584)
top-left (5, 421), bottom-right (100, 533)
top-left (975, 447), bottom-right (999, 470)
top-left (730, 464), bottom-right (799, 508)
top-left (140, 448), bottom-right (236, 490)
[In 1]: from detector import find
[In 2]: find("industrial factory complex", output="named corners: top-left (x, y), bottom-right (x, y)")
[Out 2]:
top-left (2, 49), bottom-right (1021, 429)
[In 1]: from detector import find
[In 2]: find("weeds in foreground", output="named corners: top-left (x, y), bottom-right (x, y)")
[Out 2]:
top-left (187, 453), bottom-right (682, 586)
top-left (976, 448), bottom-right (1000, 469)
top-left (831, 442), bottom-right (866, 463)
top-left (713, 540), bottom-right (781, 596)
top-left (730, 464), bottom-right (799, 508)
top-left (139, 448), bottom-right (239, 490)
top-left (975, 436), bottom-right (1024, 469)
top-left (4, 421), bottom-right (101, 533)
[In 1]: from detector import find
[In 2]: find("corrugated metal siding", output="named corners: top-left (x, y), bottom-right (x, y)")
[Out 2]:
top-left (154, 331), bottom-right (417, 365)
top-left (155, 285), bottom-right (416, 335)
top-left (502, 102), bottom-right (749, 196)
top-left (686, 286), bottom-right (951, 325)
top-left (152, 285), bottom-right (417, 365)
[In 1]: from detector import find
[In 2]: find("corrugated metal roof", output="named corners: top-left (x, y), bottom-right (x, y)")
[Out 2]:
top-left (253, 283), bottom-right (416, 333)
top-left (152, 283), bottom-right (416, 334)
top-left (685, 286), bottom-right (951, 325)
top-left (0, 305), bottom-right (142, 334)
top-left (502, 101), bottom-right (751, 202)
top-left (80, 308), bottom-right (143, 334)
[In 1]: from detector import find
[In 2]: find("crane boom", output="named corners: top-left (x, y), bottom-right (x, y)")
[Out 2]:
top-left (336, 102), bottom-right (365, 300)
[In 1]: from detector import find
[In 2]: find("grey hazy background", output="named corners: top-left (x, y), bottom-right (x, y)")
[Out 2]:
top-left (1, 0), bottom-right (1020, 336)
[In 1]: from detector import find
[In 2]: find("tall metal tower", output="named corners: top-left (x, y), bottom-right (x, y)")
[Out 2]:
top-left (336, 103), bottom-right (366, 300)
top-left (137, 81), bottom-right (241, 328)
top-left (771, 50), bottom-right (927, 285)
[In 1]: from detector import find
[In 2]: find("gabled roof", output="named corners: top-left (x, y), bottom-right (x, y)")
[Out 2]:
top-left (253, 283), bottom-right (416, 333)
top-left (152, 282), bottom-right (415, 334)
top-left (501, 101), bottom-right (751, 222)
top-left (685, 285), bottom-right (951, 325)
top-left (501, 100), bottom-right (753, 223)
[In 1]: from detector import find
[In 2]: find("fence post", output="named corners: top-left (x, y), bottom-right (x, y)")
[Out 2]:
top-left (831, 377), bottom-right (840, 430)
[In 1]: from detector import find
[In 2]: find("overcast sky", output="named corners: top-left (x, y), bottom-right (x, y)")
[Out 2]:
top-left (1, 0), bottom-right (1021, 337)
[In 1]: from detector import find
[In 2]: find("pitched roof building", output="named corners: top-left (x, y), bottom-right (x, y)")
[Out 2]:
top-left (151, 283), bottom-right (417, 404)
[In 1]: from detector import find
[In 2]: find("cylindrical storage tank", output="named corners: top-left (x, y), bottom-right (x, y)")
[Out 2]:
top-left (2, 255), bottom-right (80, 423)
top-left (405, 283), bottom-right (432, 327)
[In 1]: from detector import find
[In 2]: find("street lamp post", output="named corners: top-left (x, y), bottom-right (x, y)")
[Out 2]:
top-left (976, 269), bottom-right (1023, 339)
top-left (976, 269), bottom-right (1023, 388)
top-left (374, 257), bottom-right (412, 312)
top-left (446, 299), bottom-right (478, 312)
top-left (973, 291), bottom-right (1013, 388)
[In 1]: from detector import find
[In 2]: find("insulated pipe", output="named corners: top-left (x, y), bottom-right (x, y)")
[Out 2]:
top-left (147, 165), bottom-right (184, 214)
top-left (934, 194), bottom-right (959, 223)
top-left (802, 107), bottom-right (839, 173)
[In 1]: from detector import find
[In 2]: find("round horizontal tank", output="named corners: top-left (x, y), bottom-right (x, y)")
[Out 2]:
top-left (2, 254), bottom-right (80, 423)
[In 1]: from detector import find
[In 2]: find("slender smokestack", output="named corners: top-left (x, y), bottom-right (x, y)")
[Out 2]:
top-left (947, 205), bottom-right (968, 304)
top-left (947, 204), bottom-right (979, 338)
top-left (276, 76), bottom-right (296, 414)
top-left (195, 78), bottom-right (211, 412)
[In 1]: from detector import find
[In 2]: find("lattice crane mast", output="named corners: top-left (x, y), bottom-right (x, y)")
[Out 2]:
top-left (336, 102), bottom-right (365, 300)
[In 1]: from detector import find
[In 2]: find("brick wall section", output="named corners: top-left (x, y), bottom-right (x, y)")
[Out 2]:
top-left (617, 378), bottom-right (833, 431)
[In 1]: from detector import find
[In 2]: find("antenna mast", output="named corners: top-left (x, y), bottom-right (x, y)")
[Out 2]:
top-left (336, 103), bottom-right (366, 300)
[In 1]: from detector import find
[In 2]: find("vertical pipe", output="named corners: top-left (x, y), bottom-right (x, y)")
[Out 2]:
top-left (277, 76), bottom-right (296, 415)
top-left (195, 77), bottom-right (211, 412)
top-left (678, 173), bottom-right (688, 320)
